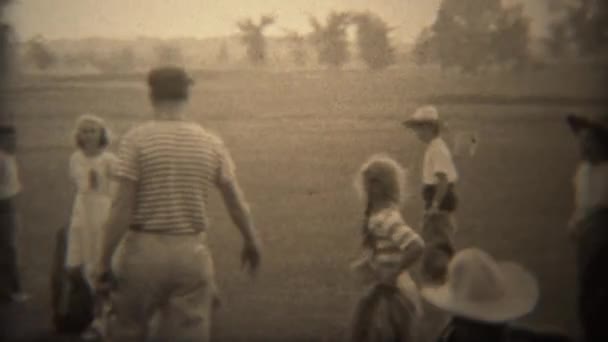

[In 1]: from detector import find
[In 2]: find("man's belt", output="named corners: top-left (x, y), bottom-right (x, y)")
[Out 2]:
top-left (129, 224), bottom-right (202, 236)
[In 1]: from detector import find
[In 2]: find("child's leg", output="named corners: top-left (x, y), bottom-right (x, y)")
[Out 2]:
top-left (396, 272), bottom-right (423, 317)
top-left (419, 213), bottom-right (455, 285)
top-left (350, 285), bottom-right (379, 342)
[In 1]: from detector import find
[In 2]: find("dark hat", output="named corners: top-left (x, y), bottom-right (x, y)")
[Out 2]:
top-left (566, 113), bottom-right (608, 135)
top-left (147, 66), bottom-right (193, 101)
top-left (567, 113), bottom-right (608, 152)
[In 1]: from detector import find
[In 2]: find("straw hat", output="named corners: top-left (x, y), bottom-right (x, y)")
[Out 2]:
top-left (402, 105), bottom-right (441, 128)
top-left (421, 248), bottom-right (539, 323)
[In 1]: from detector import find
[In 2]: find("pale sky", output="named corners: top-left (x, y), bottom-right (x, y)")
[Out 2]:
top-left (6, 0), bottom-right (552, 42)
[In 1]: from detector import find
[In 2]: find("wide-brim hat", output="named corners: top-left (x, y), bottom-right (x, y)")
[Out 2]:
top-left (421, 248), bottom-right (539, 323)
top-left (402, 105), bottom-right (441, 128)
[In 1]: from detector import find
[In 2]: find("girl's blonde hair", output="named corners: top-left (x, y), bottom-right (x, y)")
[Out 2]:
top-left (73, 113), bottom-right (111, 149)
top-left (355, 154), bottom-right (408, 207)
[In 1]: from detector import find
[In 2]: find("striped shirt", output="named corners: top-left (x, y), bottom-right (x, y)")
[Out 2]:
top-left (112, 120), bottom-right (236, 234)
top-left (367, 207), bottom-right (424, 272)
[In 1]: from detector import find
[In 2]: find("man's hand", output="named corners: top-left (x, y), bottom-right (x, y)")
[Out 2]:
top-left (94, 267), bottom-right (116, 298)
top-left (241, 239), bottom-right (261, 276)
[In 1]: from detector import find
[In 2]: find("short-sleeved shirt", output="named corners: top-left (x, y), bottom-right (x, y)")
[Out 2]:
top-left (0, 150), bottom-right (21, 199)
top-left (423, 137), bottom-right (458, 185)
top-left (367, 207), bottom-right (424, 272)
top-left (112, 120), bottom-right (236, 234)
top-left (574, 161), bottom-right (608, 215)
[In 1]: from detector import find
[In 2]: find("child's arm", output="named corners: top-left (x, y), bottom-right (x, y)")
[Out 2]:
top-left (69, 153), bottom-right (88, 191)
top-left (350, 249), bottom-right (375, 284)
top-left (394, 228), bottom-right (425, 270)
top-left (377, 216), bottom-right (425, 281)
top-left (106, 153), bottom-right (119, 198)
top-left (350, 249), bottom-right (373, 270)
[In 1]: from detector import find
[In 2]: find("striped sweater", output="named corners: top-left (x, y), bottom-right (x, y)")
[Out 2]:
top-left (112, 120), bottom-right (236, 234)
top-left (366, 206), bottom-right (424, 278)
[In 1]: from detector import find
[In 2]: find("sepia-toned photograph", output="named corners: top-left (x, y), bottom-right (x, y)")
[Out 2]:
top-left (0, 0), bottom-right (606, 341)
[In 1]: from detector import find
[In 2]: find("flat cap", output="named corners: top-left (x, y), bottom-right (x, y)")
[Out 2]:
top-left (147, 66), bottom-right (193, 101)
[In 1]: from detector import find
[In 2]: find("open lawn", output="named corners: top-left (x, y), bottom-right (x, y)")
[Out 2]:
top-left (2, 65), bottom-right (606, 341)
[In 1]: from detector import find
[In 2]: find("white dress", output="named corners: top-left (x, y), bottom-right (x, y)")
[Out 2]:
top-left (65, 150), bottom-right (117, 286)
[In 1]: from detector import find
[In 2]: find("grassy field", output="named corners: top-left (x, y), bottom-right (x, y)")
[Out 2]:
top-left (2, 65), bottom-right (607, 341)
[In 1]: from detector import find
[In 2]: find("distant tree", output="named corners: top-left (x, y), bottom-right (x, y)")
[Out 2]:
top-left (548, 0), bottom-right (608, 57)
top-left (411, 27), bottom-right (438, 65)
top-left (61, 52), bottom-right (89, 69)
top-left (351, 12), bottom-right (395, 70)
top-left (309, 11), bottom-right (351, 69)
top-left (1, 0), bottom-right (13, 127)
top-left (155, 44), bottom-right (183, 65)
top-left (422, 0), bottom-right (530, 73)
top-left (216, 40), bottom-right (230, 64)
top-left (0, 22), bottom-right (15, 76)
top-left (0, 22), bottom-right (13, 127)
top-left (544, 19), bottom-right (570, 57)
top-left (237, 15), bottom-right (275, 65)
top-left (25, 36), bottom-right (57, 70)
top-left (489, 4), bottom-right (531, 68)
top-left (108, 47), bottom-right (136, 71)
top-left (87, 47), bottom-right (136, 73)
top-left (436, 0), bottom-right (500, 72)
top-left (283, 30), bottom-right (308, 66)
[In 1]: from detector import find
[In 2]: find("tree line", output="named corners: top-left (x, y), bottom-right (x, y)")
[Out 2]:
top-left (19, 1), bottom-right (608, 74)
top-left (234, 11), bottom-right (395, 70)
top-left (412, 0), bottom-right (607, 73)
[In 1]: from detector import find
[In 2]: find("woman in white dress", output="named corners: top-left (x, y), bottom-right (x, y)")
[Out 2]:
top-left (65, 113), bottom-right (116, 339)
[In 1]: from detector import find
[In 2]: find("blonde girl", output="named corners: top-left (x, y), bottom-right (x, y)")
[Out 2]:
top-left (65, 113), bottom-right (116, 339)
top-left (350, 154), bottom-right (425, 342)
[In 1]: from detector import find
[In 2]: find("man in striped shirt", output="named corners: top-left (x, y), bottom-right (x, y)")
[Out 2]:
top-left (96, 66), bottom-right (261, 341)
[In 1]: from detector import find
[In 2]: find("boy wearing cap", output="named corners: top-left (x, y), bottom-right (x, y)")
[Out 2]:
top-left (96, 66), bottom-right (262, 341)
top-left (403, 105), bottom-right (458, 284)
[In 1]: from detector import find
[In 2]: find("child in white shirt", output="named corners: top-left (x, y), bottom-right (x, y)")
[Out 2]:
top-left (403, 105), bottom-right (458, 284)
top-left (566, 113), bottom-right (608, 342)
top-left (567, 114), bottom-right (608, 237)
